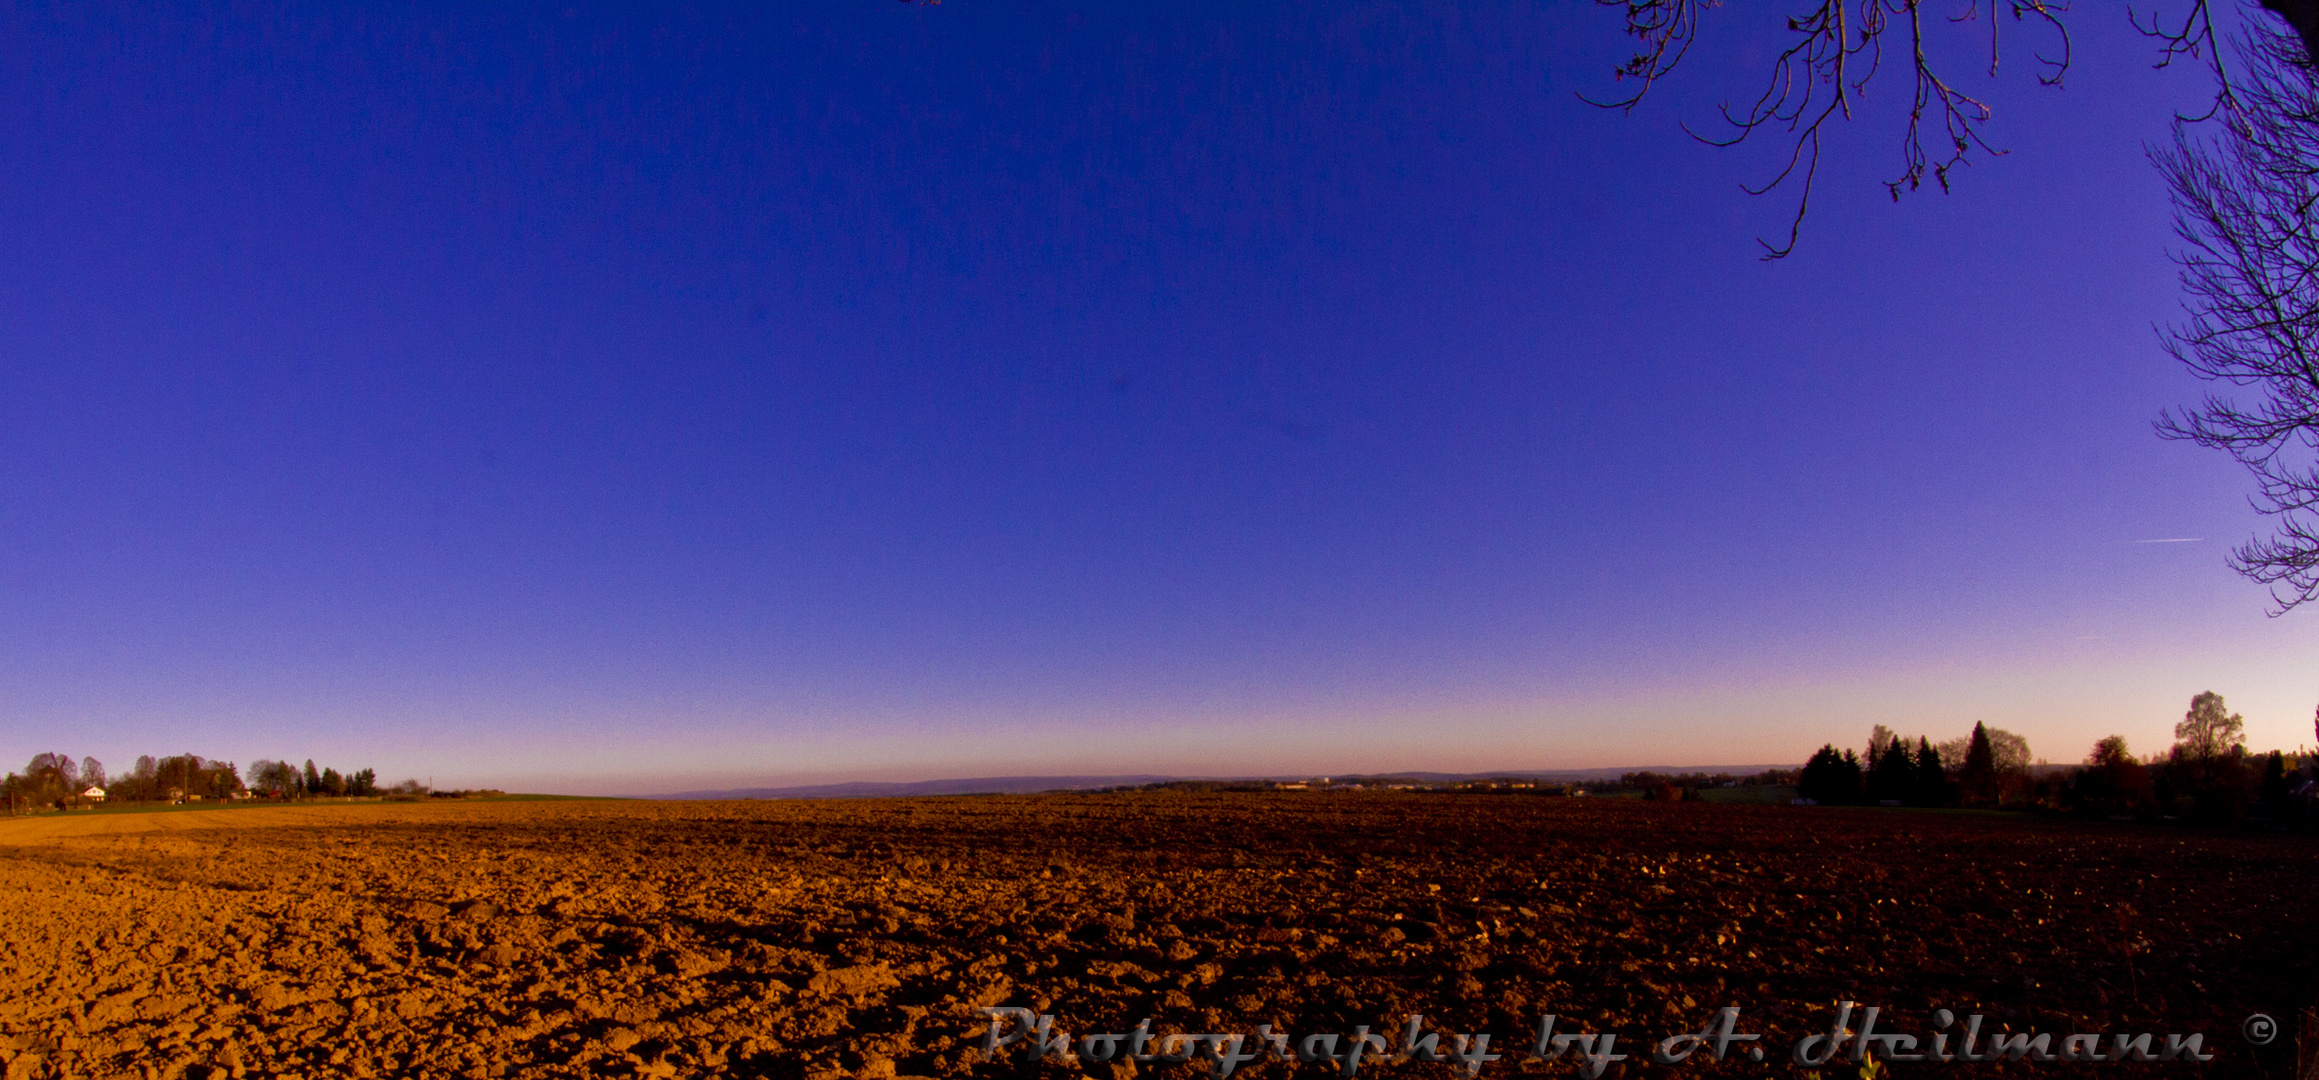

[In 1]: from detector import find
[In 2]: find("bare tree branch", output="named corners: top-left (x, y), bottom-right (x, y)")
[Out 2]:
top-left (2133, 0), bottom-right (2238, 120)
top-left (1591, 2), bottom-right (2075, 259)
top-left (2155, 19), bottom-right (2319, 611)
top-left (1593, 4), bottom-right (2319, 608)
top-left (2258, 0), bottom-right (2319, 61)
top-left (1585, 0), bottom-right (1714, 112)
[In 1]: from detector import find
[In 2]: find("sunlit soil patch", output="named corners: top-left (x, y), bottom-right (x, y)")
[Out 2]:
top-left (0, 794), bottom-right (2310, 1078)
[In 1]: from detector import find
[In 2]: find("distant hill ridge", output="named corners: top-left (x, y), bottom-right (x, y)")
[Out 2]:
top-left (660, 765), bottom-right (1796, 800)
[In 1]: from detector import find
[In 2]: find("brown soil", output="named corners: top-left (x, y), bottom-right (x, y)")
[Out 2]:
top-left (0, 794), bottom-right (2312, 1079)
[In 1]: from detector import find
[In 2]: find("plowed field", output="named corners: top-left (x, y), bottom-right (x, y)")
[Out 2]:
top-left (1, 794), bottom-right (2312, 1079)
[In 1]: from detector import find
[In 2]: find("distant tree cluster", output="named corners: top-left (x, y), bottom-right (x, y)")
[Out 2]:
top-left (1793, 693), bottom-right (2315, 828)
top-left (1797, 722), bottom-right (2019, 808)
top-left (1, 752), bottom-right (246, 811)
top-left (2, 751), bottom-right (389, 813)
top-left (1801, 721), bottom-right (2051, 808)
top-left (2059, 692), bottom-right (2310, 825)
top-left (246, 758), bottom-right (378, 799)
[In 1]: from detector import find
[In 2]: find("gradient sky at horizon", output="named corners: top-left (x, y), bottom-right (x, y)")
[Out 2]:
top-left (2, 1), bottom-right (2312, 794)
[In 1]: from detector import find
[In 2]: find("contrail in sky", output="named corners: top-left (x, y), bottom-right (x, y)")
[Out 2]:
top-left (2132, 538), bottom-right (2204, 544)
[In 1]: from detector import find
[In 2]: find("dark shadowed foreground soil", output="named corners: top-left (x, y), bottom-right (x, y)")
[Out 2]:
top-left (0, 794), bottom-right (2313, 1079)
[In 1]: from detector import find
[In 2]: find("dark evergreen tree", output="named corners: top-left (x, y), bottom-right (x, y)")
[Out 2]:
top-left (1867, 736), bottom-right (1914, 804)
top-left (1912, 737), bottom-right (1950, 807)
top-left (1798, 745), bottom-right (1862, 805)
top-left (302, 759), bottom-right (321, 796)
top-left (1960, 722), bottom-right (1999, 806)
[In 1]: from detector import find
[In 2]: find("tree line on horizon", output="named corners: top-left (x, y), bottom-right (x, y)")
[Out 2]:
top-left (244, 758), bottom-right (383, 799)
top-left (1794, 692), bottom-right (2313, 826)
top-left (1, 752), bottom-right (423, 813)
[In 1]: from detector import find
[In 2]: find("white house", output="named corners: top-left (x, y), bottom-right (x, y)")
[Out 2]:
top-left (80, 786), bottom-right (106, 803)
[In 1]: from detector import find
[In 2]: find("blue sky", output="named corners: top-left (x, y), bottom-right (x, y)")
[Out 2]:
top-left (1, 1), bottom-right (2310, 793)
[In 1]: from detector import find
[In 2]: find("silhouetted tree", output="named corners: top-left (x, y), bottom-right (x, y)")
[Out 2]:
top-left (302, 759), bottom-right (321, 796)
top-left (2166, 692), bottom-right (2253, 820)
top-left (1867, 736), bottom-right (1915, 803)
top-left (2256, 750), bottom-right (2290, 817)
top-left (1957, 723), bottom-right (1998, 806)
top-left (1987, 727), bottom-right (2034, 771)
top-left (1912, 737), bottom-right (1952, 807)
top-left (2074, 735), bottom-right (2155, 817)
top-left (2173, 691), bottom-right (2247, 785)
top-left (1866, 725), bottom-right (1901, 766)
top-left (1798, 745), bottom-right (1862, 805)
